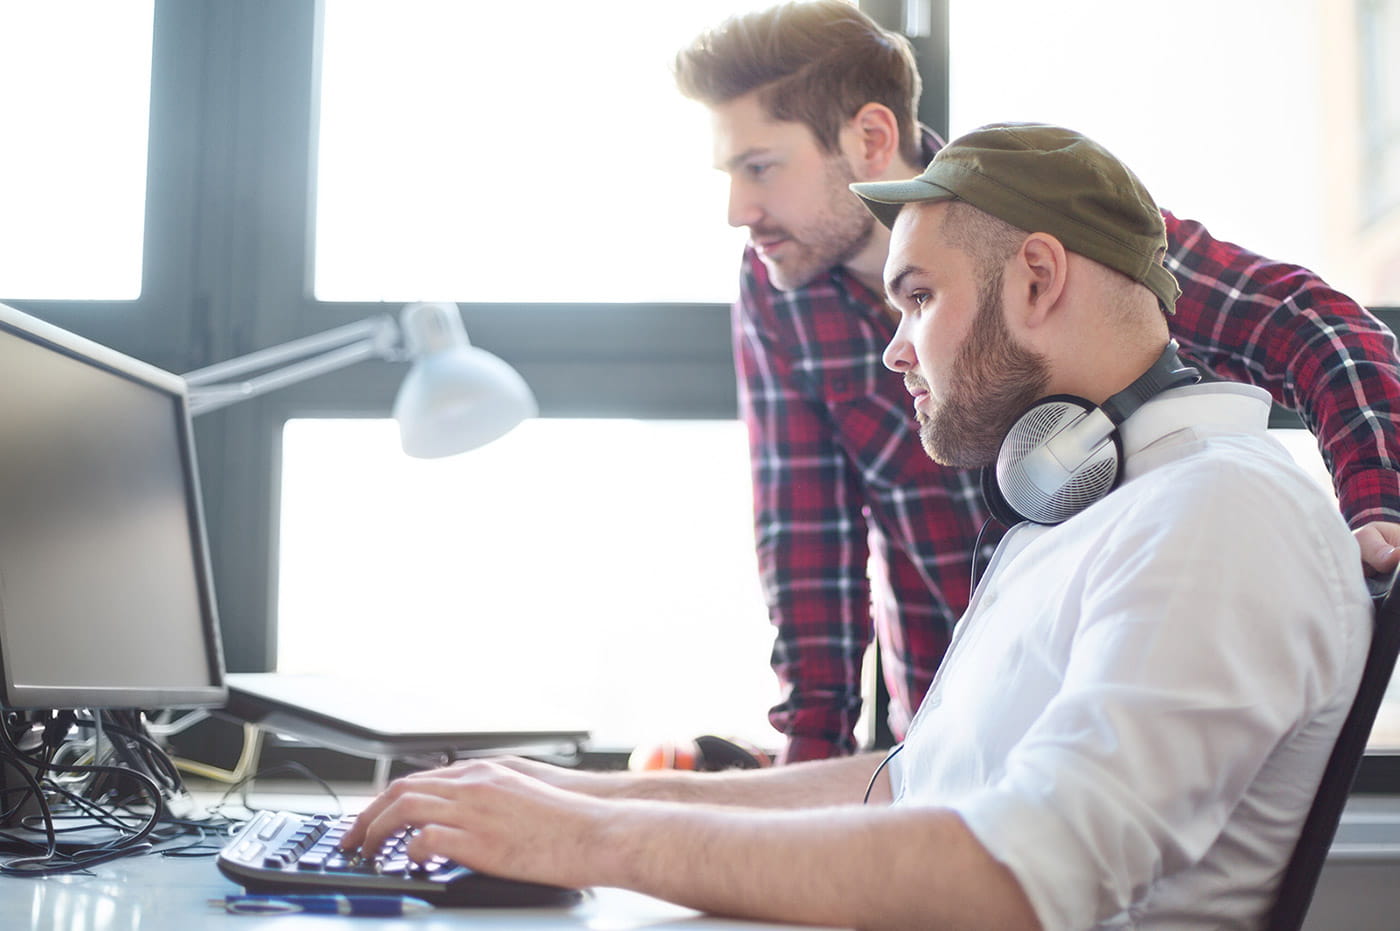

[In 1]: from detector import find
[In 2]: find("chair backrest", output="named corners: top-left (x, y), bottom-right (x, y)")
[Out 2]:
top-left (1266, 564), bottom-right (1400, 931)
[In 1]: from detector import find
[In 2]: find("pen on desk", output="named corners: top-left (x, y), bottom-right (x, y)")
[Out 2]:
top-left (211, 894), bottom-right (434, 916)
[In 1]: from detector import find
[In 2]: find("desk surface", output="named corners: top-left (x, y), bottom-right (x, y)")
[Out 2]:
top-left (0, 851), bottom-right (834, 930)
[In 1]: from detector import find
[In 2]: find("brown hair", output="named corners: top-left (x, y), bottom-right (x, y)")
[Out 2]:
top-left (674, 1), bottom-right (923, 166)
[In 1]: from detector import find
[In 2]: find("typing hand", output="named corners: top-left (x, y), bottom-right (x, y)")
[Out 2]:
top-left (1355, 521), bottom-right (1400, 575)
top-left (338, 760), bottom-right (608, 890)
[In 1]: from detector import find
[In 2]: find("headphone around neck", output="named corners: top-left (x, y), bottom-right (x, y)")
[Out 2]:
top-left (980, 341), bottom-right (1201, 526)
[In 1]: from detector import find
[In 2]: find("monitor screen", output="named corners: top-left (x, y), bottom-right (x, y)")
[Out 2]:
top-left (0, 303), bottom-right (226, 709)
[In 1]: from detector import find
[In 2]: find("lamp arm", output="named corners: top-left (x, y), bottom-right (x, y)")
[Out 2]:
top-left (184, 315), bottom-right (400, 416)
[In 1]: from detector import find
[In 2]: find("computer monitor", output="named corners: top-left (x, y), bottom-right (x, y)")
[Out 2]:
top-left (0, 302), bottom-right (226, 710)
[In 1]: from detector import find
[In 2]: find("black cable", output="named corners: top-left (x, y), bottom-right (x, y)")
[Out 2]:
top-left (863, 743), bottom-right (906, 804)
top-left (0, 710), bottom-right (348, 873)
top-left (96, 710), bottom-right (186, 794)
top-left (157, 817), bottom-right (242, 859)
top-left (0, 709), bottom-right (179, 876)
top-left (0, 720), bottom-right (53, 826)
top-left (0, 719), bottom-right (57, 854)
top-left (0, 760), bottom-right (165, 875)
top-left (969, 515), bottom-right (1003, 594)
top-left (124, 717), bottom-right (186, 792)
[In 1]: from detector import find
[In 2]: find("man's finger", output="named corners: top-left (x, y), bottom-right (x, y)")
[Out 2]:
top-left (1356, 522), bottom-right (1400, 573)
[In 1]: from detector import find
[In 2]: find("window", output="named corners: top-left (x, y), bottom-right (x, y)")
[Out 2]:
top-left (284, 0), bottom-right (787, 750)
top-left (1361, 0), bottom-right (1400, 225)
top-left (948, 0), bottom-right (1400, 307)
top-left (279, 418), bottom-right (781, 750)
top-left (0, 1), bottom-right (153, 300)
top-left (313, 0), bottom-right (772, 304)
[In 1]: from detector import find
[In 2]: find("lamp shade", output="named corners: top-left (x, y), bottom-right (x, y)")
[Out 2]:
top-left (391, 302), bottom-right (538, 458)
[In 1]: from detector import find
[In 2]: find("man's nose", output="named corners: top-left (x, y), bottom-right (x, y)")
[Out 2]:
top-left (727, 180), bottom-right (761, 229)
top-left (883, 321), bottom-right (914, 372)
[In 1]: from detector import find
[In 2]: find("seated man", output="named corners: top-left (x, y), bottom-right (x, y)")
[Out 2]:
top-left (342, 125), bottom-right (1373, 929)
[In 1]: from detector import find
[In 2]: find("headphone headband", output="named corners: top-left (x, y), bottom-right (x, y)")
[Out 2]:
top-left (1099, 341), bottom-right (1203, 424)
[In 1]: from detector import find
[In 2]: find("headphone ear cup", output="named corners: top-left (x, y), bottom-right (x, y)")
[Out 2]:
top-left (981, 343), bottom-right (1197, 527)
top-left (992, 394), bottom-right (1125, 525)
top-left (980, 464), bottom-right (1024, 526)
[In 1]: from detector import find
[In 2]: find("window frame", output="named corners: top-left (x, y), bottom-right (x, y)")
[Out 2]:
top-left (3, 0), bottom-right (1398, 782)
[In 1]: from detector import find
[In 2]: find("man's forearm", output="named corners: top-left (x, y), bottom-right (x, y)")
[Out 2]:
top-left (516, 753), bottom-right (888, 809)
top-left (587, 802), bottom-right (1039, 931)
top-left (343, 758), bottom-right (1036, 929)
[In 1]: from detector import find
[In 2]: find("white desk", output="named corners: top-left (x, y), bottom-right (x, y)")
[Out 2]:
top-left (0, 854), bottom-right (836, 930)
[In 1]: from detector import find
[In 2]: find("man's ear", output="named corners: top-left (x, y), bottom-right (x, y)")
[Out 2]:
top-left (843, 102), bottom-right (901, 178)
top-left (1014, 233), bottom-right (1069, 329)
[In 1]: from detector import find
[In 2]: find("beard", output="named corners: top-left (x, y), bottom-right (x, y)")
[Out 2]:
top-left (756, 156), bottom-right (875, 291)
top-left (916, 269), bottom-right (1051, 468)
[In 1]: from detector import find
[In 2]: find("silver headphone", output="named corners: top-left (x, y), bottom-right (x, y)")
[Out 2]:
top-left (981, 341), bottom-right (1201, 526)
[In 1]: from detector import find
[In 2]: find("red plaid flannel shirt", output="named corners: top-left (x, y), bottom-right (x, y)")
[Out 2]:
top-left (736, 131), bottom-right (1400, 762)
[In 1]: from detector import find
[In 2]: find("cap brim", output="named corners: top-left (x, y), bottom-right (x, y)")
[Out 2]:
top-left (849, 178), bottom-right (959, 230)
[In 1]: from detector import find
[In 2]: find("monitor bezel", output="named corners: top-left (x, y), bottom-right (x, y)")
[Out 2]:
top-left (0, 302), bottom-right (228, 710)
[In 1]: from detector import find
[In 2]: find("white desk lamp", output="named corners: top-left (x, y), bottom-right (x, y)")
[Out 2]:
top-left (182, 301), bottom-right (537, 456)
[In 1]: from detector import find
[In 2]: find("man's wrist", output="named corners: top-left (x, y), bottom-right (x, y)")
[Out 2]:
top-left (1336, 469), bottom-right (1400, 531)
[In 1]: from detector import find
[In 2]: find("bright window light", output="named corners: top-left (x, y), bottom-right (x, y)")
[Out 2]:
top-left (948, 0), bottom-right (1395, 306)
top-left (0, 1), bottom-right (153, 300)
top-left (313, 1), bottom-right (776, 304)
top-left (278, 418), bottom-right (781, 751)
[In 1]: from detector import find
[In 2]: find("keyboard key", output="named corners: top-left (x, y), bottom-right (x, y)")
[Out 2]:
top-left (255, 813), bottom-right (288, 841)
top-left (323, 858), bottom-right (376, 875)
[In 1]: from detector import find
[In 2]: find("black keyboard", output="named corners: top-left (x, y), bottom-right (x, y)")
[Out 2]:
top-left (217, 810), bottom-right (583, 907)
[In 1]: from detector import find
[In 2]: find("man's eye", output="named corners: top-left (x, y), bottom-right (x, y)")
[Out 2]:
top-left (911, 292), bottom-right (930, 308)
top-left (746, 163), bottom-right (772, 180)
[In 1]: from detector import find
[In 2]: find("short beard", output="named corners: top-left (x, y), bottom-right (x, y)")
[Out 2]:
top-left (920, 268), bottom-right (1051, 468)
top-left (764, 156), bottom-right (875, 291)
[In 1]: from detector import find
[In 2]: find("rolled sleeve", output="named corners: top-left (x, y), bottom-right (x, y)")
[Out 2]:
top-left (956, 776), bottom-right (1116, 931)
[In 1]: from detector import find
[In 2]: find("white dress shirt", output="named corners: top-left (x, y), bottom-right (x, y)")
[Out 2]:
top-left (888, 382), bottom-right (1372, 929)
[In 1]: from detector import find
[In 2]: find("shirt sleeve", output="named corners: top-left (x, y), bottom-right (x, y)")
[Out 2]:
top-left (948, 460), bottom-right (1369, 929)
top-left (733, 256), bottom-right (871, 760)
top-left (1163, 210), bottom-right (1400, 527)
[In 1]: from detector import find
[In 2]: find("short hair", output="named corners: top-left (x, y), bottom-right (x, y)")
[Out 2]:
top-left (940, 201), bottom-right (1161, 321)
top-left (939, 201), bottom-right (1026, 281)
top-left (674, 1), bottom-right (924, 166)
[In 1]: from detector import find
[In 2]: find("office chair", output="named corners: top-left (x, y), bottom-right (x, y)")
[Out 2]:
top-left (1265, 564), bottom-right (1400, 931)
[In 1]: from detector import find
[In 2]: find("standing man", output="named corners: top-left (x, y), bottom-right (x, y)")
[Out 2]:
top-left (674, 0), bottom-right (1400, 761)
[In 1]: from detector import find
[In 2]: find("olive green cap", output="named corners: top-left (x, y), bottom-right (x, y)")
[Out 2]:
top-left (850, 122), bottom-right (1181, 313)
